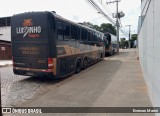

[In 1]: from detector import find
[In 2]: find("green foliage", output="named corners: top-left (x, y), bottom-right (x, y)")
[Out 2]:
top-left (120, 38), bottom-right (126, 47)
top-left (129, 34), bottom-right (137, 48)
top-left (100, 23), bottom-right (116, 35)
top-left (131, 34), bottom-right (137, 41)
top-left (82, 22), bottom-right (116, 35)
top-left (93, 25), bottom-right (101, 31)
top-left (120, 38), bottom-right (129, 48)
top-left (83, 22), bottom-right (94, 28)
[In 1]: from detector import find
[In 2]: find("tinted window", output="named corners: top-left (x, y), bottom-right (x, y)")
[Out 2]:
top-left (71, 25), bottom-right (75, 40)
top-left (76, 27), bottom-right (80, 40)
top-left (71, 25), bottom-right (80, 41)
top-left (87, 30), bottom-right (91, 41)
top-left (93, 32), bottom-right (96, 41)
top-left (81, 28), bottom-right (87, 41)
top-left (57, 21), bottom-right (63, 40)
top-left (63, 22), bottom-right (70, 40)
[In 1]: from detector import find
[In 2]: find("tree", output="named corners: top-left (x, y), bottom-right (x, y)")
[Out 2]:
top-left (100, 23), bottom-right (116, 35)
top-left (131, 34), bottom-right (137, 41)
top-left (93, 25), bottom-right (101, 31)
top-left (83, 22), bottom-right (94, 28)
top-left (120, 38), bottom-right (126, 48)
top-left (130, 34), bottom-right (137, 48)
top-left (82, 22), bottom-right (116, 36)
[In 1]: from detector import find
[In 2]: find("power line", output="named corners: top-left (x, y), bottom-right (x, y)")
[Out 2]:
top-left (122, 18), bottom-right (138, 22)
top-left (91, 0), bottom-right (115, 20)
top-left (87, 0), bottom-right (116, 25)
top-left (87, 0), bottom-right (129, 45)
top-left (97, 0), bottom-right (116, 17)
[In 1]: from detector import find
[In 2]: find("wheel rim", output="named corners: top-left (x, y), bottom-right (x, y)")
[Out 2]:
top-left (75, 61), bottom-right (81, 73)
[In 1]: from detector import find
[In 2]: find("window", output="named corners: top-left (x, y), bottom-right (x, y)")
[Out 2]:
top-left (87, 30), bottom-right (91, 41)
top-left (1, 47), bottom-right (5, 51)
top-left (81, 28), bottom-right (87, 41)
top-left (92, 32), bottom-right (95, 41)
top-left (99, 34), bottom-right (102, 42)
top-left (97, 33), bottom-right (101, 42)
top-left (57, 21), bottom-right (63, 40)
top-left (0, 17), bottom-right (11, 27)
top-left (90, 31), bottom-right (93, 41)
top-left (63, 22), bottom-right (70, 40)
top-left (95, 32), bottom-right (98, 42)
top-left (71, 25), bottom-right (76, 40)
top-left (76, 27), bottom-right (80, 40)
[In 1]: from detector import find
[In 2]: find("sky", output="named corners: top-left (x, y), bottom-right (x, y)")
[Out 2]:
top-left (0, 0), bottom-right (141, 39)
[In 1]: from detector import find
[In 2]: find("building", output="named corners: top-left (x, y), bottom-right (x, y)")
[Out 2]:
top-left (138, 0), bottom-right (160, 110)
top-left (0, 40), bottom-right (11, 60)
top-left (0, 17), bottom-right (11, 60)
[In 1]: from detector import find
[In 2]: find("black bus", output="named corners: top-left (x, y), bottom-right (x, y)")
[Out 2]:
top-left (11, 11), bottom-right (105, 78)
top-left (104, 32), bottom-right (117, 56)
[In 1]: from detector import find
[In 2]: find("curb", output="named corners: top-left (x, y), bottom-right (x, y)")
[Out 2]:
top-left (0, 64), bottom-right (13, 68)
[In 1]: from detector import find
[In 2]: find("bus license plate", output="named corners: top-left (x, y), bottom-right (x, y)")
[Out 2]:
top-left (26, 72), bottom-right (34, 76)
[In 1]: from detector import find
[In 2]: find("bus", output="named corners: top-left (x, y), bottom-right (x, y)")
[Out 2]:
top-left (11, 11), bottom-right (105, 78)
top-left (104, 33), bottom-right (117, 56)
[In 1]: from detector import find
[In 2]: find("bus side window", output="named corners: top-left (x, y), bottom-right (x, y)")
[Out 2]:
top-left (71, 25), bottom-right (75, 41)
top-left (76, 27), bottom-right (80, 41)
top-left (95, 32), bottom-right (98, 42)
top-left (92, 32), bottom-right (95, 42)
top-left (81, 28), bottom-right (87, 42)
top-left (57, 20), bottom-right (63, 40)
top-left (81, 28), bottom-right (84, 41)
top-left (91, 31), bottom-right (93, 42)
top-left (87, 30), bottom-right (90, 41)
top-left (63, 22), bottom-right (70, 41)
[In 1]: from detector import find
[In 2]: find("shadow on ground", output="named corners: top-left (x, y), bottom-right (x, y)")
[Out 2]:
top-left (3, 58), bottom-right (122, 107)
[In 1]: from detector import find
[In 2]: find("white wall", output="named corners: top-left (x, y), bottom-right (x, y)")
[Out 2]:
top-left (0, 26), bottom-right (11, 41)
top-left (138, 0), bottom-right (160, 109)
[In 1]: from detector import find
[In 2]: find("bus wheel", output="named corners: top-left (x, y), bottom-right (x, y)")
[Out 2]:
top-left (109, 50), bottom-right (113, 56)
top-left (82, 58), bottom-right (88, 70)
top-left (75, 60), bottom-right (81, 74)
top-left (101, 53), bottom-right (103, 58)
top-left (113, 50), bottom-right (115, 55)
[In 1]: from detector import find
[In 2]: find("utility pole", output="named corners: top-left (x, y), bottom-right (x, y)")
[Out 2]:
top-left (106, 0), bottom-right (121, 55)
top-left (125, 25), bottom-right (131, 48)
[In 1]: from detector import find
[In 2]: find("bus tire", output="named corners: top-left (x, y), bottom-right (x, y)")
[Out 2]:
top-left (109, 50), bottom-right (113, 56)
top-left (112, 50), bottom-right (115, 55)
top-left (82, 58), bottom-right (88, 70)
top-left (101, 53), bottom-right (103, 58)
top-left (75, 59), bottom-right (81, 74)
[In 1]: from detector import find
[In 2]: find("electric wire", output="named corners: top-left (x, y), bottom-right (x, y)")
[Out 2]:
top-left (87, 0), bottom-right (116, 25)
